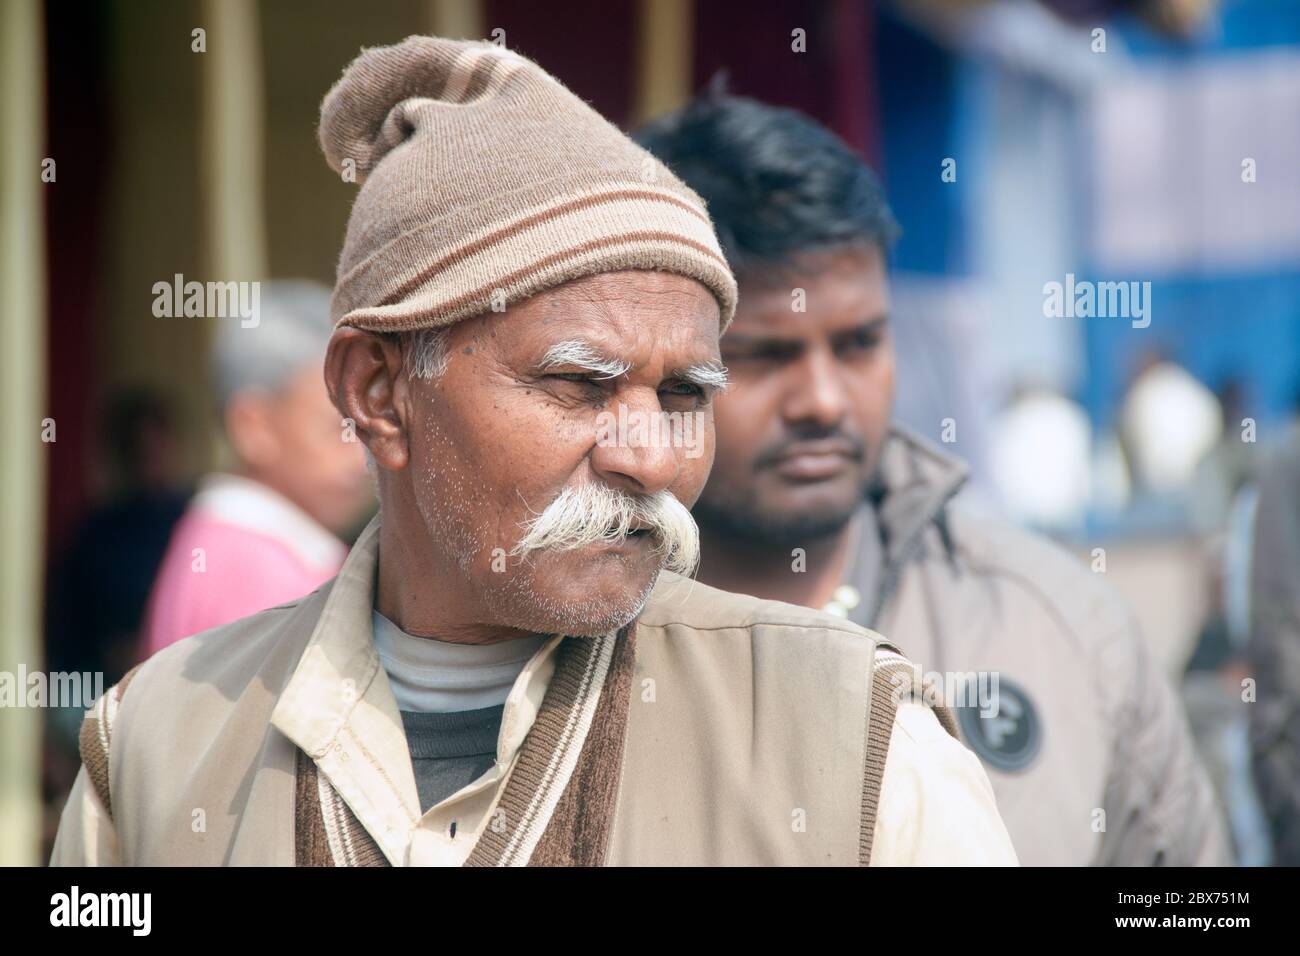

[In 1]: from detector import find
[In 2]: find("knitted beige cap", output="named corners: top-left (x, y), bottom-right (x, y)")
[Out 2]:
top-left (319, 36), bottom-right (737, 333)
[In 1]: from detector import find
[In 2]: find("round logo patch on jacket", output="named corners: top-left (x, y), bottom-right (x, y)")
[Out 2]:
top-left (956, 678), bottom-right (1041, 773)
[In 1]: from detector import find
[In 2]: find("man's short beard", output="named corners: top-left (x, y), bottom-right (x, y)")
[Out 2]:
top-left (692, 492), bottom-right (861, 547)
top-left (493, 565), bottom-right (662, 638)
top-left (693, 455), bottom-right (880, 547)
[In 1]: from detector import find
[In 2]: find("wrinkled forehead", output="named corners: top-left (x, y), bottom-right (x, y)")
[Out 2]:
top-left (471, 272), bottom-right (723, 369)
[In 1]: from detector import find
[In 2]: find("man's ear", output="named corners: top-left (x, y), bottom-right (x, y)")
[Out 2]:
top-left (222, 389), bottom-right (276, 470)
top-left (324, 328), bottom-right (410, 471)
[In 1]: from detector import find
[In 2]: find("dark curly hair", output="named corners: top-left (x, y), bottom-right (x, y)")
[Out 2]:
top-left (636, 89), bottom-right (899, 277)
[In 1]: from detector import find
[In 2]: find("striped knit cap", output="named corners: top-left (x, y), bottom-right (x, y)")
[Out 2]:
top-left (319, 36), bottom-right (738, 333)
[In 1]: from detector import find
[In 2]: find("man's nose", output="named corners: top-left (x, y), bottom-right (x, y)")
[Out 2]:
top-left (588, 389), bottom-right (680, 497)
top-left (782, 346), bottom-right (850, 429)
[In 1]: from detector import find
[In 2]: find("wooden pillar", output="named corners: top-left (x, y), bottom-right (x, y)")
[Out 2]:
top-left (0, 0), bottom-right (48, 867)
top-left (634, 0), bottom-right (695, 125)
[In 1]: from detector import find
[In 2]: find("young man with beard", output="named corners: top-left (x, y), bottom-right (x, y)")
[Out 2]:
top-left (639, 94), bottom-right (1228, 865)
top-left (50, 38), bottom-right (1016, 866)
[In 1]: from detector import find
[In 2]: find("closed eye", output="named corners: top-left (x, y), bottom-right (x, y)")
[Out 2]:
top-left (539, 372), bottom-right (609, 401)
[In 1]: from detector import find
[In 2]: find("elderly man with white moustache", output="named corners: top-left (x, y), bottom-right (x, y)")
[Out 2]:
top-left (53, 36), bottom-right (1016, 867)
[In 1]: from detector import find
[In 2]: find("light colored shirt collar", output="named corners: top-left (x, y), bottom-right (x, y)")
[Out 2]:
top-left (191, 472), bottom-right (345, 571)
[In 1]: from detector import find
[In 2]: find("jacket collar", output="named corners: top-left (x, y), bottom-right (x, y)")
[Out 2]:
top-left (871, 424), bottom-right (970, 565)
top-left (271, 515), bottom-right (423, 863)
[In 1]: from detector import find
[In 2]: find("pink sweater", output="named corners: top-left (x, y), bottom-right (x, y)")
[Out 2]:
top-left (142, 475), bottom-right (347, 658)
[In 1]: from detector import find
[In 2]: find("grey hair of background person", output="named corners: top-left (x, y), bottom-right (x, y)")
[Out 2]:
top-left (212, 280), bottom-right (336, 408)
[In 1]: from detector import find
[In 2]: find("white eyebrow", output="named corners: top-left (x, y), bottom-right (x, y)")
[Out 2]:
top-left (682, 361), bottom-right (729, 392)
top-left (538, 340), bottom-right (631, 380)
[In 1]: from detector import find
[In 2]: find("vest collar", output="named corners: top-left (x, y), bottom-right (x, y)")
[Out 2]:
top-left (271, 515), bottom-right (423, 863)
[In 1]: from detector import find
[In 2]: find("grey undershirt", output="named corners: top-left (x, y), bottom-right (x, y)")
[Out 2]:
top-left (399, 704), bottom-right (504, 816)
top-left (373, 609), bottom-right (541, 820)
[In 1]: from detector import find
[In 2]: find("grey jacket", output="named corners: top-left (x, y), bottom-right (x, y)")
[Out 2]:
top-left (1248, 424), bottom-right (1300, 864)
top-left (847, 427), bottom-right (1229, 865)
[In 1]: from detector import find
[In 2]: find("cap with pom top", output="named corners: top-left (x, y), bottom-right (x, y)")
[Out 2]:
top-left (319, 36), bottom-right (737, 333)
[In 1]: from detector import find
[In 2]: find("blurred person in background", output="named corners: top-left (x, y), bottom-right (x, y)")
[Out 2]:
top-left (140, 280), bottom-right (371, 657)
top-left (44, 387), bottom-right (191, 842)
top-left (987, 382), bottom-right (1092, 533)
top-left (1182, 508), bottom-right (1272, 866)
top-left (1191, 380), bottom-right (1256, 536)
top-left (1247, 419), bottom-right (1300, 865)
top-left (639, 92), bottom-right (1229, 865)
top-left (1119, 352), bottom-right (1223, 500)
top-left (1180, 378), bottom-right (1271, 864)
top-left (47, 388), bottom-right (190, 692)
